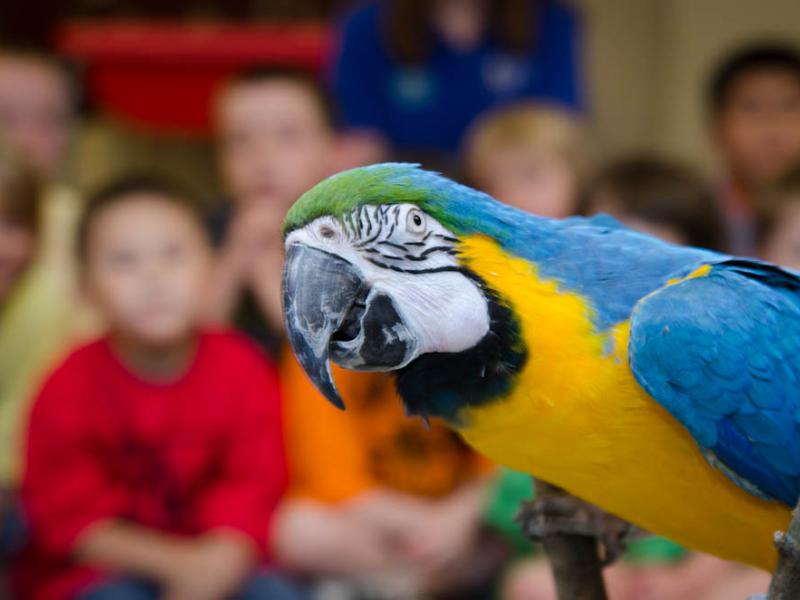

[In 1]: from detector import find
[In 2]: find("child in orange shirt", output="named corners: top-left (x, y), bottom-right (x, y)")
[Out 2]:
top-left (275, 360), bottom-right (499, 597)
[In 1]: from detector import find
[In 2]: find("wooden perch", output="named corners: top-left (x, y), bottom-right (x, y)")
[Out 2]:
top-left (520, 481), bottom-right (609, 600)
top-left (520, 482), bottom-right (800, 600)
top-left (768, 503), bottom-right (800, 599)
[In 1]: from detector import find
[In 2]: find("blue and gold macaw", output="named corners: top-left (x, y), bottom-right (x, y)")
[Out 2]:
top-left (281, 163), bottom-right (799, 571)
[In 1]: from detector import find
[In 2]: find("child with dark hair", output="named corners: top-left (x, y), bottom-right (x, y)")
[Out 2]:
top-left (210, 67), bottom-right (499, 597)
top-left (709, 42), bottom-right (800, 253)
top-left (581, 156), bottom-right (728, 251)
top-left (207, 66), bottom-right (340, 355)
top-left (16, 175), bottom-right (305, 600)
top-left (758, 165), bottom-right (800, 270)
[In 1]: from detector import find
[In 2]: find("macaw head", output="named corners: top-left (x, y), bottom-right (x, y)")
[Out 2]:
top-left (282, 163), bottom-right (527, 419)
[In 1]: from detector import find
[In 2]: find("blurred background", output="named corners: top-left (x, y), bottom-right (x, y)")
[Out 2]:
top-left (0, 0), bottom-right (798, 192)
top-left (1, 1), bottom-right (800, 599)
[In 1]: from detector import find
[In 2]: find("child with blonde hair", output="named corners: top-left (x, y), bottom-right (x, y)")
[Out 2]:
top-left (464, 103), bottom-right (587, 217)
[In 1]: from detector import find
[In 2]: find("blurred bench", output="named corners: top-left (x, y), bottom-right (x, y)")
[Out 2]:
top-left (55, 19), bottom-right (332, 136)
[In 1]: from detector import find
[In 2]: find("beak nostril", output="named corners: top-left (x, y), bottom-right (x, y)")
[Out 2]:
top-left (332, 302), bottom-right (366, 343)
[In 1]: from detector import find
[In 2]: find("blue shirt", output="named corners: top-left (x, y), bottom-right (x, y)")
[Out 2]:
top-left (331, 0), bottom-right (583, 153)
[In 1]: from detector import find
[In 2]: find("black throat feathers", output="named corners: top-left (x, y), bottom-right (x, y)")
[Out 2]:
top-left (394, 275), bottom-right (527, 424)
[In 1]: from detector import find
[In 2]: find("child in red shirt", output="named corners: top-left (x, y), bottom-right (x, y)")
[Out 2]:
top-left (15, 176), bottom-right (305, 600)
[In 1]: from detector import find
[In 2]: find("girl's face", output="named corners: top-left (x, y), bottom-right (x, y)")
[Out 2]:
top-left (0, 214), bottom-right (35, 301)
top-left (433, 0), bottom-right (487, 51)
top-left (481, 145), bottom-right (578, 218)
top-left (761, 199), bottom-right (800, 271)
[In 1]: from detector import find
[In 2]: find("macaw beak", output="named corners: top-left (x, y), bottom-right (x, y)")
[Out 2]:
top-left (282, 243), bottom-right (365, 409)
top-left (283, 241), bottom-right (421, 409)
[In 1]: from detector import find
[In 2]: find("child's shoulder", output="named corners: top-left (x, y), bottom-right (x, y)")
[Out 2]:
top-left (33, 337), bottom-right (111, 408)
top-left (198, 330), bottom-right (280, 391)
top-left (48, 337), bottom-right (110, 377)
top-left (199, 329), bottom-right (276, 370)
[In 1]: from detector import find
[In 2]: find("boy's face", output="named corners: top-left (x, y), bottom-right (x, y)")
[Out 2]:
top-left (715, 69), bottom-right (800, 186)
top-left (83, 194), bottom-right (211, 347)
top-left (0, 55), bottom-right (71, 177)
top-left (0, 216), bottom-right (34, 300)
top-left (480, 145), bottom-right (577, 218)
top-left (217, 79), bottom-right (334, 214)
top-left (761, 199), bottom-right (800, 271)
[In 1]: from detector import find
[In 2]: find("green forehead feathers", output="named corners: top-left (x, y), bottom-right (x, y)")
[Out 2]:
top-left (282, 163), bottom-right (457, 236)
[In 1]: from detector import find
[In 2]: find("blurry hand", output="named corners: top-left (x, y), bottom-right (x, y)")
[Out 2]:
top-left (235, 203), bottom-right (286, 332)
top-left (163, 531), bottom-right (255, 600)
top-left (206, 202), bottom-right (285, 329)
top-left (345, 488), bottom-right (481, 575)
top-left (345, 491), bottom-right (432, 544)
top-left (231, 202), bottom-right (285, 259)
top-left (396, 493), bottom-right (481, 573)
top-left (272, 498), bottom-right (406, 580)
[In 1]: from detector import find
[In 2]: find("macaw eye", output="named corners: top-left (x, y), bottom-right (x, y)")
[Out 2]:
top-left (318, 224), bottom-right (336, 239)
top-left (406, 209), bottom-right (426, 234)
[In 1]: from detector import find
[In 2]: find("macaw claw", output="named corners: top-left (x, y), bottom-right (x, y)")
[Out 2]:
top-left (517, 481), bottom-right (634, 566)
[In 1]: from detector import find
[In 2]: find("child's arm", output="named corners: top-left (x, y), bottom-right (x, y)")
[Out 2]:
top-left (193, 351), bottom-right (288, 560)
top-left (205, 237), bottom-right (250, 324)
top-left (74, 520), bottom-right (187, 581)
top-left (76, 521), bottom-right (255, 600)
top-left (245, 238), bottom-right (288, 334)
top-left (205, 204), bottom-right (283, 330)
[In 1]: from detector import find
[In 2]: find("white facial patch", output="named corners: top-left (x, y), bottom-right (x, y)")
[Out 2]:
top-left (285, 204), bottom-right (491, 363)
top-left (372, 269), bottom-right (490, 355)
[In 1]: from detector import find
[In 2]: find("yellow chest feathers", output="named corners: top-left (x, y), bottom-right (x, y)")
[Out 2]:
top-left (455, 235), bottom-right (637, 453)
top-left (454, 235), bottom-right (789, 571)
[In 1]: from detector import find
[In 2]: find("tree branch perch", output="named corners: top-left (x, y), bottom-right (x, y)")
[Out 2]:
top-left (768, 502), bottom-right (800, 599)
top-left (520, 488), bottom-right (800, 600)
top-left (520, 481), bottom-right (609, 600)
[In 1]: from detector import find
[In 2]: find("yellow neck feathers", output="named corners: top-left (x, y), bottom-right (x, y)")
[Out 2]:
top-left (455, 234), bottom-right (789, 571)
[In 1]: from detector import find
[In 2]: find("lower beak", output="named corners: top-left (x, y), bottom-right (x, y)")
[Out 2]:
top-left (282, 243), bottom-right (365, 409)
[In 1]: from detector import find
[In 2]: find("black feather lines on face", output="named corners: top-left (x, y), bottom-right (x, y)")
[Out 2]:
top-left (347, 205), bottom-right (460, 275)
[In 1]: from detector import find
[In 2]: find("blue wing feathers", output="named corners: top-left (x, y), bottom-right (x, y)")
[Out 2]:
top-left (630, 259), bottom-right (800, 506)
top-left (715, 420), bottom-right (797, 502)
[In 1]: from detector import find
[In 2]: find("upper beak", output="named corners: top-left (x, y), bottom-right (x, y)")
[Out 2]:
top-left (282, 243), bottom-right (365, 409)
